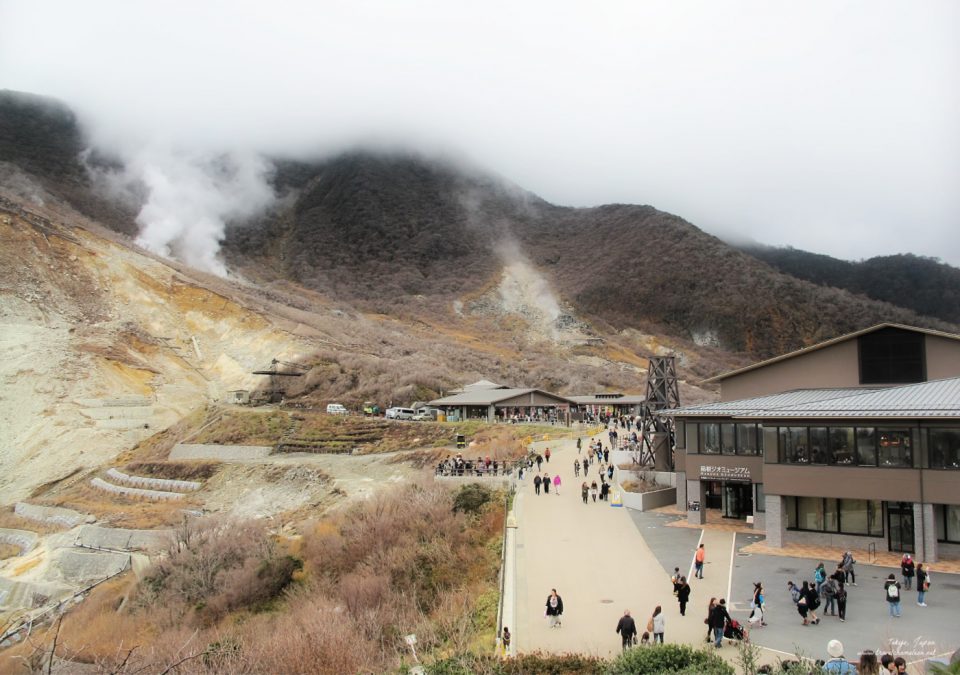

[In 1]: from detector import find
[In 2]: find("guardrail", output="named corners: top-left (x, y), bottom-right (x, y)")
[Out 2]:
top-left (494, 484), bottom-right (515, 656)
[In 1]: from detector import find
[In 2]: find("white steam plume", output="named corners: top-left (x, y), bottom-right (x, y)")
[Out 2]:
top-left (109, 147), bottom-right (275, 276)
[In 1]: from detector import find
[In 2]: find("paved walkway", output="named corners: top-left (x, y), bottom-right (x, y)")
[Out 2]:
top-left (514, 436), bottom-right (735, 657)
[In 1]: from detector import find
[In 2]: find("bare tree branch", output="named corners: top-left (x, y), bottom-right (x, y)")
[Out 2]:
top-left (46, 615), bottom-right (64, 675)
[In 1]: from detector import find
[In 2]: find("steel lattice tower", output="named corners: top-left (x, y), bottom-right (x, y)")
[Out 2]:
top-left (637, 356), bottom-right (681, 468)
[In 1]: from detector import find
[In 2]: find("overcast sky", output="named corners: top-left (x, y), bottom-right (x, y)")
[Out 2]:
top-left (2, 1), bottom-right (958, 264)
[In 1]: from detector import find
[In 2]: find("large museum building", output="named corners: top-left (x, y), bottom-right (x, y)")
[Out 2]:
top-left (669, 324), bottom-right (960, 561)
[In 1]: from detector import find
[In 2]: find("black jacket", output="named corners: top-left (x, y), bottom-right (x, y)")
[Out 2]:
top-left (708, 604), bottom-right (731, 629)
top-left (677, 584), bottom-right (691, 603)
top-left (616, 615), bottom-right (637, 638)
top-left (545, 594), bottom-right (564, 616)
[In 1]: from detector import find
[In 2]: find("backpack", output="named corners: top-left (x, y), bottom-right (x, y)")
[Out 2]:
top-left (887, 583), bottom-right (899, 600)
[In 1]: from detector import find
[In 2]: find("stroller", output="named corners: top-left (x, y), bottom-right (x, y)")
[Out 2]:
top-left (724, 618), bottom-right (749, 643)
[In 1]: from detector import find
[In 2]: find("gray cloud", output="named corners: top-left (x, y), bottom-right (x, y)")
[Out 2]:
top-left (2, 0), bottom-right (958, 265)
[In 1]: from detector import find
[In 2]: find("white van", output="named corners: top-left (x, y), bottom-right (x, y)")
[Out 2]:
top-left (326, 403), bottom-right (348, 415)
top-left (385, 407), bottom-right (415, 420)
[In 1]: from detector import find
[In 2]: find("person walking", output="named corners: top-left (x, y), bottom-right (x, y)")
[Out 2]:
top-left (583, 456), bottom-right (589, 476)
top-left (803, 580), bottom-right (821, 625)
top-left (884, 573), bottom-right (902, 618)
top-left (607, 464), bottom-right (614, 481)
top-left (603, 447), bottom-right (610, 463)
top-left (814, 562), bottom-right (827, 595)
top-left (916, 563), bottom-right (929, 606)
top-left (650, 605), bottom-right (665, 644)
top-left (836, 581), bottom-right (848, 622)
top-left (615, 609), bottom-right (637, 652)
top-left (574, 459), bottom-right (580, 477)
top-left (704, 597), bottom-right (717, 643)
top-left (694, 544), bottom-right (706, 579)
top-left (535, 454), bottom-right (543, 471)
top-left (708, 599), bottom-right (731, 648)
top-left (677, 577), bottom-right (691, 616)
top-left (533, 473), bottom-right (542, 495)
top-left (671, 567), bottom-right (681, 595)
top-left (749, 582), bottom-right (766, 627)
top-left (581, 481), bottom-right (589, 504)
top-left (543, 474), bottom-right (551, 494)
top-left (545, 588), bottom-right (563, 628)
top-left (553, 474), bottom-right (561, 495)
top-left (900, 554), bottom-right (915, 590)
top-left (544, 447), bottom-right (551, 464)
top-left (841, 551), bottom-right (857, 585)
top-left (590, 480), bottom-right (598, 502)
top-left (576, 437), bottom-right (582, 454)
top-left (600, 480), bottom-right (610, 501)
top-left (822, 575), bottom-right (839, 616)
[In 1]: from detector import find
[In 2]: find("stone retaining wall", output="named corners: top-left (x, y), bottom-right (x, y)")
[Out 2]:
top-left (106, 468), bottom-right (200, 492)
top-left (169, 443), bottom-right (272, 461)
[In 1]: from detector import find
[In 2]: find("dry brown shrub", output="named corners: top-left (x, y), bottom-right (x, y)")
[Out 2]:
top-left (124, 461), bottom-right (221, 481)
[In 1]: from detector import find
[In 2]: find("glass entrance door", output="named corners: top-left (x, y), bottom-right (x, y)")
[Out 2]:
top-left (723, 482), bottom-right (754, 519)
top-left (887, 502), bottom-right (914, 554)
top-left (705, 481), bottom-right (722, 509)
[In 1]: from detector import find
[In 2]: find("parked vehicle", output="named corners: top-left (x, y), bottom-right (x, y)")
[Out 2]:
top-left (326, 403), bottom-right (348, 415)
top-left (412, 412), bottom-right (431, 421)
top-left (385, 407), bottom-right (415, 420)
top-left (362, 401), bottom-right (381, 416)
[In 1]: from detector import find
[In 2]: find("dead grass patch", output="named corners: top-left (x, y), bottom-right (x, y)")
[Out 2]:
top-left (35, 481), bottom-right (193, 529)
top-left (0, 506), bottom-right (68, 535)
top-left (124, 461), bottom-right (220, 481)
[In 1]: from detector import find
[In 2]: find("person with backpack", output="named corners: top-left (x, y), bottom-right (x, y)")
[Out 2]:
top-left (900, 554), bottom-right (915, 590)
top-left (581, 481), bottom-right (589, 504)
top-left (615, 609), bottom-right (637, 652)
top-left (916, 563), bottom-right (929, 606)
top-left (671, 567), bottom-right (681, 595)
top-left (822, 576), bottom-right (839, 616)
top-left (823, 639), bottom-right (857, 674)
top-left (884, 573), bottom-right (902, 617)
top-left (798, 581), bottom-right (820, 625)
top-left (533, 473), bottom-right (542, 495)
top-left (814, 562), bottom-right (827, 595)
top-left (542, 474), bottom-right (551, 494)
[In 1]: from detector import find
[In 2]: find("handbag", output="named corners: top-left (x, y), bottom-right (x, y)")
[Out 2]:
top-left (646, 618), bottom-right (654, 633)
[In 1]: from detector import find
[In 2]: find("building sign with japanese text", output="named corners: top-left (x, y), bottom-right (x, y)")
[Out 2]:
top-left (699, 465), bottom-right (751, 482)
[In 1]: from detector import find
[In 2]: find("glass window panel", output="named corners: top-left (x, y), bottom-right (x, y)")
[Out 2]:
top-left (829, 427), bottom-right (856, 465)
top-left (781, 427), bottom-right (808, 463)
top-left (701, 424), bottom-right (720, 454)
top-left (755, 483), bottom-right (765, 512)
top-left (809, 427), bottom-right (828, 464)
top-left (928, 429), bottom-right (960, 469)
top-left (721, 423), bottom-right (736, 455)
top-left (878, 429), bottom-right (912, 467)
top-left (839, 499), bottom-right (868, 535)
top-left (736, 424), bottom-right (758, 455)
top-left (947, 505), bottom-right (960, 543)
top-left (824, 497), bottom-right (839, 532)
top-left (935, 505), bottom-right (946, 541)
top-left (856, 428), bottom-right (877, 466)
top-left (787, 497), bottom-right (797, 529)
top-left (868, 500), bottom-right (883, 536)
top-left (797, 496), bottom-right (824, 530)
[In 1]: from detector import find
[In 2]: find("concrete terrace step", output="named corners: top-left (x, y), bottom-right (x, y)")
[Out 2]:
top-left (105, 468), bottom-right (201, 493)
top-left (80, 406), bottom-right (154, 420)
top-left (14, 502), bottom-right (90, 528)
top-left (76, 525), bottom-right (171, 552)
top-left (0, 528), bottom-right (38, 555)
top-left (90, 477), bottom-right (185, 501)
top-left (74, 396), bottom-right (153, 408)
top-left (0, 577), bottom-right (72, 612)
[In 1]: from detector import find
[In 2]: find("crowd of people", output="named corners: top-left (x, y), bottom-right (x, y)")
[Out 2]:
top-left (434, 453), bottom-right (516, 476)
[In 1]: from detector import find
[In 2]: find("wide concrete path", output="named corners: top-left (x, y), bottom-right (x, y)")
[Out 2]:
top-left (514, 436), bottom-right (735, 657)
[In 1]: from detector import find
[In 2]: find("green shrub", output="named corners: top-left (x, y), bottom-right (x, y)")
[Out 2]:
top-left (607, 643), bottom-right (734, 675)
top-left (452, 483), bottom-right (494, 514)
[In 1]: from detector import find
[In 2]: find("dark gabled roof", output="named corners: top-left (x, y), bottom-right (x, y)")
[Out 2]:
top-left (704, 323), bottom-right (960, 384)
top-left (429, 388), bottom-right (577, 406)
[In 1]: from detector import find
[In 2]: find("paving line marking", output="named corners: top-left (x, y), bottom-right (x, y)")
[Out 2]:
top-left (726, 531), bottom-right (736, 603)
